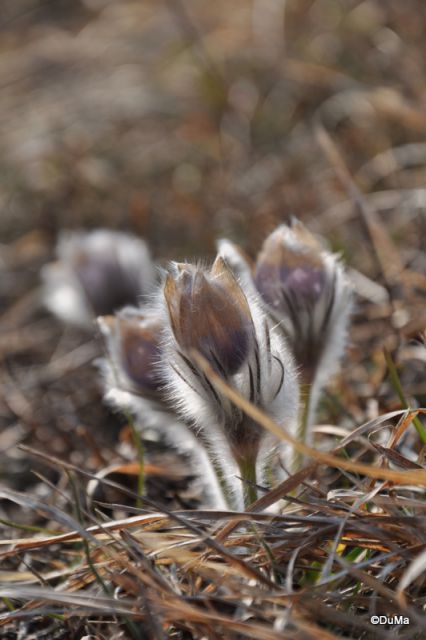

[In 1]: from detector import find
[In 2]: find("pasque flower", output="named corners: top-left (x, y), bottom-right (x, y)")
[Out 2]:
top-left (42, 229), bottom-right (156, 328)
top-left (217, 221), bottom-right (353, 468)
top-left (97, 306), bottom-right (227, 508)
top-left (254, 220), bottom-right (352, 393)
top-left (162, 256), bottom-right (299, 509)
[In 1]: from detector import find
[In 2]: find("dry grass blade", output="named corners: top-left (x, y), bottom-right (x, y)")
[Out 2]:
top-left (190, 350), bottom-right (426, 485)
top-left (371, 444), bottom-right (424, 470)
top-left (5, 446), bottom-right (277, 588)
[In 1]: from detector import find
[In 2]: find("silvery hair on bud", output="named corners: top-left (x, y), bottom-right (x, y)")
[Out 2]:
top-left (307, 236), bottom-right (352, 393)
top-left (160, 258), bottom-right (300, 510)
top-left (255, 221), bottom-right (353, 425)
top-left (216, 239), bottom-right (257, 295)
top-left (97, 306), bottom-right (227, 509)
top-left (42, 229), bottom-right (156, 329)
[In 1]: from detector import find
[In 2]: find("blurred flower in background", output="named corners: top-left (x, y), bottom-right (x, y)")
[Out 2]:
top-left (42, 229), bottom-right (156, 328)
top-left (98, 307), bottom-right (163, 400)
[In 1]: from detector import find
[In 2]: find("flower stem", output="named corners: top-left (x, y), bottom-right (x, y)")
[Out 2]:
top-left (293, 383), bottom-right (312, 471)
top-left (238, 456), bottom-right (258, 508)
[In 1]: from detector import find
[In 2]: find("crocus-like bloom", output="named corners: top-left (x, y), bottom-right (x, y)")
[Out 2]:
top-left (254, 221), bottom-right (353, 391)
top-left (162, 256), bottom-right (299, 509)
top-left (97, 306), bottom-right (227, 508)
top-left (42, 230), bottom-right (156, 328)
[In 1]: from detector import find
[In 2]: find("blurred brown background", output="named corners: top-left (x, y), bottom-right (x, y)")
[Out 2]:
top-left (1, 0), bottom-right (425, 263)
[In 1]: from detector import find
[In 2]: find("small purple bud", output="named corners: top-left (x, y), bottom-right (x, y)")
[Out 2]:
top-left (255, 229), bottom-right (326, 314)
top-left (120, 318), bottom-right (162, 394)
top-left (254, 221), bottom-right (352, 389)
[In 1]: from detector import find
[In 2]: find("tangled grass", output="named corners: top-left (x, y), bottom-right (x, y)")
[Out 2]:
top-left (1, 400), bottom-right (425, 639)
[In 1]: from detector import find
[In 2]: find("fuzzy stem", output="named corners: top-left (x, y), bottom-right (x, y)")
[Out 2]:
top-left (293, 383), bottom-right (312, 471)
top-left (237, 456), bottom-right (258, 508)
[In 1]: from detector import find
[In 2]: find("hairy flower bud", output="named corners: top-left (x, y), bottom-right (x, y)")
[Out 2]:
top-left (42, 230), bottom-right (156, 328)
top-left (162, 256), bottom-right (299, 509)
top-left (250, 220), bottom-right (353, 467)
top-left (216, 222), bottom-right (353, 468)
